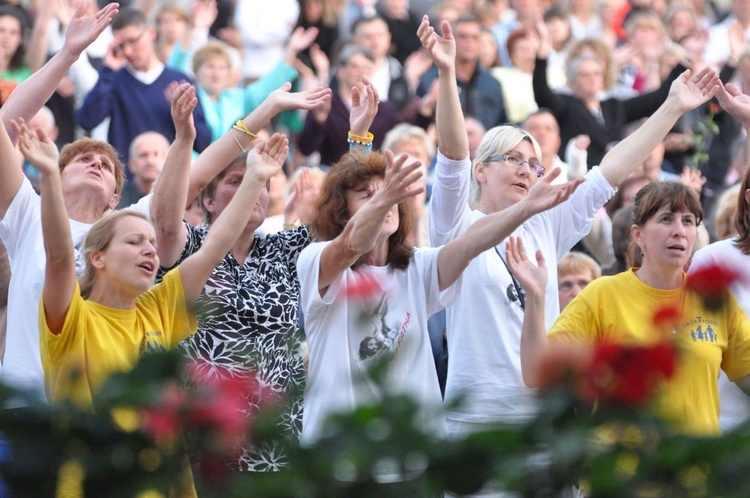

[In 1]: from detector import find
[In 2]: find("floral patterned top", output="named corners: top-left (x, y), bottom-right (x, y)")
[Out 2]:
top-left (164, 222), bottom-right (311, 471)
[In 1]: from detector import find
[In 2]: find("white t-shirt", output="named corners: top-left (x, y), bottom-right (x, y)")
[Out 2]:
top-left (0, 179), bottom-right (150, 403)
top-left (429, 151), bottom-right (614, 426)
top-left (298, 241), bottom-right (459, 444)
top-left (690, 237), bottom-right (750, 431)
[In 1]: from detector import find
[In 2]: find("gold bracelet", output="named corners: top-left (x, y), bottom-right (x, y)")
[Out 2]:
top-left (234, 120), bottom-right (258, 140)
top-left (230, 128), bottom-right (245, 152)
top-left (283, 220), bottom-right (301, 230)
top-left (348, 131), bottom-right (374, 143)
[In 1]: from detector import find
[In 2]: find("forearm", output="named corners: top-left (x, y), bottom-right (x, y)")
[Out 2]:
top-left (600, 99), bottom-right (683, 186)
top-left (153, 135), bottom-right (194, 266)
top-left (188, 100), bottom-right (277, 201)
top-left (519, 292), bottom-right (550, 387)
top-left (1, 49), bottom-right (79, 142)
top-left (39, 170), bottom-right (74, 265)
top-left (340, 199), bottom-right (392, 258)
top-left (436, 67), bottom-right (468, 159)
top-left (437, 200), bottom-right (529, 289)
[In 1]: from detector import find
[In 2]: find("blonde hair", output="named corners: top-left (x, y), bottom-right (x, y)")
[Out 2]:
top-left (714, 183), bottom-right (741, 241)
top-left (471, 125), bottom-right (542, 209)
top-left (80, 210), bottom-right (149, 299)
top-left (558, 251), bottom-right (602, 280)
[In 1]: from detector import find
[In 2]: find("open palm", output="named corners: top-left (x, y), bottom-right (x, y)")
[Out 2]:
top-left (669, 67), bottom-right (720, 113)
top-left (417, 16), bottom-right (455, 72)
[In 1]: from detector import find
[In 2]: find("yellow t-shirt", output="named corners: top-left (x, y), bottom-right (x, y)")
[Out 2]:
top-left (40, 268), bottom-right (197, 407)
top-left (549, 269), bottom-right (750, 436)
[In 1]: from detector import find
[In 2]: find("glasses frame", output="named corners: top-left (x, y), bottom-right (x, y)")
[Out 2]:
top-left (486, 153), bottom-right (545, 177)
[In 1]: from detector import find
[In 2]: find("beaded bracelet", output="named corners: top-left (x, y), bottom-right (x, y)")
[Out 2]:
top-left (348, 138), bottom-right (373, 151)
top-left (234, 120), bottom-right (258, 141)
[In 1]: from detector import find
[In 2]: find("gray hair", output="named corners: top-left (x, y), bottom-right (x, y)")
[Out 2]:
top-left (471, 125), bottom-right (542, 208)
top-left (566, 54), bottom-right (603, 84)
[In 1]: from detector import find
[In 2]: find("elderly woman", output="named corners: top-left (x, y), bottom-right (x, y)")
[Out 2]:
top-left (297, 145), bottom-right (582, 445)
top-left (150, 82), bottom-right (331, 473)
top-left (533, 18), bottom-right (689, 168)
top-left (417, 14), bottom-right (719, 437)
top-left (511, 180), bottom-right (750, 435)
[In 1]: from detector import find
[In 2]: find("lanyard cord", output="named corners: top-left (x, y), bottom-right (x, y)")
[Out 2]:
top-left (494, 246), bottom-right (526, 310)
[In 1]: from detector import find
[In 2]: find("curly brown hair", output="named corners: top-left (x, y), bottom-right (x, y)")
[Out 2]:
top-left (311, 151), bottom-right (415, 270)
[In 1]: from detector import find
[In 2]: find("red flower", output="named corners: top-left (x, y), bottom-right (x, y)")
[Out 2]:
top-left (583, 342), bottom-right (676, 406)
top-left (686, 264), bottom-right (741, 311)
top-left (344, 270), bottom-right (386, 300)
top-left (143, 384), bottom-right (185, 445)
top-left (652, 304), bottom-right (681, 331)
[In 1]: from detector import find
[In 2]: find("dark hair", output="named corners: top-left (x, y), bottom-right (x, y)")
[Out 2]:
top-left (311, 151), bottom-right (415, 270)
top-left (111, 8), bottom-right (148, 31)
top-left (199, 151), bottom-right (250, 225)
top-left (0, 6), bottom-right (27, 71)
top-left (605, 175), bottom-right (650, 218)
top-left (633, 181), bottom-right (703, 227)
top-left (351, 14), bottom-right (388, 36)
top-left (734, 162), bottom-right (750, 254)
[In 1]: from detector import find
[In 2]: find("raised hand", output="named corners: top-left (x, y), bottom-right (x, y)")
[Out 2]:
top-left (309, 43), bottom-right (330, 81)
top-left (717, 81), bottom-right (750, 129)
top-left (267, 82), bottom-right (332, 114)
top-left (190, 0), bottom-right (218, 30)
top-left (417, 15), bottom-right (455, 73)
top-left (11, 119), bottom-right (59, 175)
top-left (287, 26), bottom-right (319, 59)
top-left (103, 35), bottom-right (128, 71)
top-left (374, 150), bottom-right (425, 207)
top-left (679, 165), bottom-right (706, 194)
top-left (246, 133), bottom-right (289, 184)
top-left (668, 66), bottom-right (720, 113)
top-left (728, 20), bottom-right (746, 63)
top-left (522, 167), bottom-right (585, 214)
top-left (170, 82), bottom-right (198, 140)
top-left (350, 76), bottom-right (379, 137)
top-left (505, 236), bottom-right (547, 299)
top-left (63, 2), bottom-right (119, 58)
top-left (284, 167), bottom-right (319, 225)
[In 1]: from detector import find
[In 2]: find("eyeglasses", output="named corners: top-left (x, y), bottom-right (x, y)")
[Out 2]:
top-left (118, 29), bottom-right (148, 51)
top-left (486, 153), bottom-right (545, 177)
top-left (558, 279), bottom-right (591, 293)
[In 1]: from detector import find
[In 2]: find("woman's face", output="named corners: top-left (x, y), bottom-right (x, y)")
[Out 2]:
top-left (479, 30), bottom-right (499, 69)
top-left (337, 53), bottom-right (375, 91)
top-left (196, 55), bottom-right (231, 95)
top-left (203, 163), bottom-right (270, 229)
top-left (0, 15), bottom-right (22, 61)
top-left (346, 177), bottom-right (400, 239)
top-left (633, 205), bottom-right (697, 272)
top-left (509, 35), bottom-right (537, 73)
top-left (475, 139), bottom-right (541, 212)
top-left (570, 58), bottom-right (605, 99)
top-left (156, 11), bottom-right (187, 45)
top-left (60, 150), bottom-right (120, 210)
top-left (94, 216), bottom-right (159, 296)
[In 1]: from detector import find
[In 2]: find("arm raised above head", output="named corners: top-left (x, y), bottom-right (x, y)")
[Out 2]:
top-left (1, 2), bottom-right (119, 143)
top-left (177, 133), bottom-right (289, 304)
top-left (13, 119), bottom-right (76, 335)
top-left (600, 67), bottom-right (719, 188)
top-left (151, 82), bottom-right (198, 269)
top-left (187, 82), bottom-right (331, 207)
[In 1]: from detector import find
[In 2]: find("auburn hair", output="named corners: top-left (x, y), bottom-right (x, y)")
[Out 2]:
top-left (734, 163), bottom-right (750, 254)
top-left (311, 151), bottom-right (415, 270)
top-left (59, 138), bottom-right (126, 196)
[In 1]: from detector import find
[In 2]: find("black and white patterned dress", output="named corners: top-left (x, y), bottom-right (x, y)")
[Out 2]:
top-left (168, 222), bottom-right (310, 471)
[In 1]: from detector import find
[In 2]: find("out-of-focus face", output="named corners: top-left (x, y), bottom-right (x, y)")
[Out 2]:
top-left (114, 24), bottom-right (157, 72)
top-left (337, 53), bottom-right (375, 90)
top-left (668, 10), bottom-right (696, 41)
top-left (546, 16), bottom-right (571, 49)
top-left (129, 134), bottom-right (169, 186)
top-left (558, 270), bottom-right (594, 309)
top-left (96, 215), bottom-right (159, 296)
top-left (303, 0), bottom-right (324, 22)
top-left (479, 30), bottom-right (499, 68)
top-left (570, 58), bottom-right (605, 99)
top-left (523, 112), bottom-right (561, 159)
top-left (454, 21), bottom-right (482, 64)
top-left (346, 177), bottom-right (399, 239)
top-left (633, 206), bottom-right (698, 272)
top-left (196, 54), bottom-right (231, 95)
top-left (390, 139), bottom-right (429, 216)
top-left (356, 18), bottom-right (391, 60)
top-left (0, 15), bottom-right (21, 61)
top-left (509, 35), bottom-right (537, 73)
top-left (734, 0), bottom-right (750, 24)
top-left (156, 10), bottom-right (186, 45)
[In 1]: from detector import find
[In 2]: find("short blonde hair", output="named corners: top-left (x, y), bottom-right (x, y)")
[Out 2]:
top-left (558, 251), bottom-right (601, 280)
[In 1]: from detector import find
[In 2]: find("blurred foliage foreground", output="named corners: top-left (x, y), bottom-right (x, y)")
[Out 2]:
top-left (3, 264), bottom-right (750, 497)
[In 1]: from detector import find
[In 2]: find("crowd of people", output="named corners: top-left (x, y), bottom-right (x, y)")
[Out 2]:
top-left (4, 0), bottom-right (750, 494)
